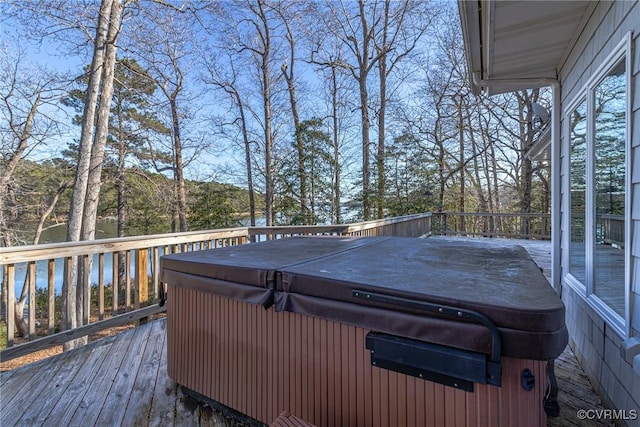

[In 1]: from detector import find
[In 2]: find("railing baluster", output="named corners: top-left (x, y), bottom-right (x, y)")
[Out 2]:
top-left (7, 264), bottom-right (15, 347)
top-left (112, 252), bottom-right (119, 316)
top-left (28, 261), bottom-right (36, 338)
top-left (98, 253), bottom-right (105, 320)
top-left (48, 259), bottom-right (55, 334)
top-left (126, 251), bottom-right (131, 309)
top-left (153, 247), bottom-right (160, 301)
top-left (82, 255), bottom-right (90, 326)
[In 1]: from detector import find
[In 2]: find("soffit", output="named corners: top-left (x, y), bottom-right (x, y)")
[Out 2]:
top-left (459, 1), bottom-right (594, 95)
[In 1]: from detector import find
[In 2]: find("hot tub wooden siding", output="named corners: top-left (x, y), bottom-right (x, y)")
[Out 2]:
top-left (168, 286), bottom-right (548, 427)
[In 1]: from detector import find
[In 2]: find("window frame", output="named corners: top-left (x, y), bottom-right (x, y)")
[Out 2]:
top-left (562, 32), bottom-right (632, 338)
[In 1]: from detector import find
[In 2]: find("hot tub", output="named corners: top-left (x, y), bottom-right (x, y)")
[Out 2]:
top-left (161, 236), bottom-right (567, 427)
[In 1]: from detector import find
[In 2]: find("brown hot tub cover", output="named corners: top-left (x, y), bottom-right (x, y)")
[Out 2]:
top-left (160, 236), bottom-right (567, 361)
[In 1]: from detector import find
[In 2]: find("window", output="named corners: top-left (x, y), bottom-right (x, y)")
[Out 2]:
top-left (564, 34), bottom-right (630, 335)
top-left (593, 58), bottom-right (626, 318)
top-left (568, 100), bottom-right (587, 284)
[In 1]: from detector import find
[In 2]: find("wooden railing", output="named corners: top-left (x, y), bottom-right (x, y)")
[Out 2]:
top-left (598, 214), bottom-right (624, 248)
top-left (0, 213), bottom-right (431, 361)
top-left (430, 212), bottom-right (551, 240)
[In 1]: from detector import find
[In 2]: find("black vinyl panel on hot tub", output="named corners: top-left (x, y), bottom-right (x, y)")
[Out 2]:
top-left (279, 237), bottom-right (564, 333)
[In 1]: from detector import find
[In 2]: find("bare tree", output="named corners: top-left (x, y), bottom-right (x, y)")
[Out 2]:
top-left (327, 63), bottom-right (344, 224)
top-left (277, 2), bottom-right (310, 223)
top-left (38, 0), bottom-right (122, 346)
top-left (4, 0), bottom-right (124, 347)
top-left (0, 44), bottom-right (69, 335)
top-left (515, 88), bottom-right (541, 235)
top-left (373, 0), bottom-right (433, 218)
top-left (310, 0), bottom-right (390, 220)
top-left (74, 0), bottom-right (123, 329)
top-left (248, 0), bottom-right (276, 226)
top-left (203, 52), bottom-right (257, 226)
top-left (212, 0), bottom-right (283, 226)
top-left (0, 53), bottom-right (45, 246)
top-left (125, 2), bottom-right (207, 232)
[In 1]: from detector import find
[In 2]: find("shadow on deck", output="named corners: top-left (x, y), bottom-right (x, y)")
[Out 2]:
top-left (0, 238), bottom-right (613, 426)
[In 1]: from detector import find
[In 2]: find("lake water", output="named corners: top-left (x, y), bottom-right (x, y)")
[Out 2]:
top-left (6, 219), bottom-right (263, 297)
top-left (38, 220), bottom-right (120, 243)
top-left (8, 221), bottom-right (163, 297)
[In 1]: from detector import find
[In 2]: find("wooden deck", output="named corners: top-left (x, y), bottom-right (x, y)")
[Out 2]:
top-left (1, 238), bottom-right (612, 427)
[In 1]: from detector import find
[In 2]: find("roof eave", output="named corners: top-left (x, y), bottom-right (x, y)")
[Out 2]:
top-left (458, 0), bottom-right (483, 95)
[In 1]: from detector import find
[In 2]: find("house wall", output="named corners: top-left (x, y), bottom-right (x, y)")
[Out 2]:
top-left (559, 1), bottom-right (640, 424)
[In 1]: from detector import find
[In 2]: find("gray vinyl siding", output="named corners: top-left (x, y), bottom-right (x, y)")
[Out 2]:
top-left (630, 10), bottom-right (639, 338)
top-left (557, 1), bottom-right (640, 423)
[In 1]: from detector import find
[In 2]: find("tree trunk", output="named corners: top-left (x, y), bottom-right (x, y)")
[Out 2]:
top-left (78, 0), bottom-right (122, 335)
top-left (458, 97), bottom-right (465, 231)
top-left (170, 98), bottom-right (188, 232)
top-left (281, 15), bottom-right (308, 224)
top-left (116, 128), bottom-right (127, 297)
top-left (517, 89), bottom-right (538, 236)
top-left (252, 1), bottom-right (274, 227)
top-left (330, 66), bottom-right (341, 224)
top-left (466, 108), bottom-right (489, 225)
top-left (13, 182), bottom-right (67, 336)
top-left (63, 0), bottom-right (114, 344)
top-left (376, 3), bottom-right (389, 220)
top-left (237, 95), bottom-right (256, 227)
top-left (264, 80), bottom-right (274, 227)
top-left (0, 91), bottom-right (41, 336)
top-left (477, 112), bottom-right (495, 233)
top-left (0, 95), bottom-right (40, 196)
top-left (359, 77), bottom-right (371, 220)
top-left (357, 0), bottom-right (372, 221)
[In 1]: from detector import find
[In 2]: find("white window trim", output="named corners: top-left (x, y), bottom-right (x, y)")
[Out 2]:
top-left (562, 32), bottom-right (632, 338)
top-left (563, 95), bottom-right (587, 299)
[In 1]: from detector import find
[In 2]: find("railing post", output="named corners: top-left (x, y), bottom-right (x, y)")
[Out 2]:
top-left (136, 248), bottom-right (149, 308)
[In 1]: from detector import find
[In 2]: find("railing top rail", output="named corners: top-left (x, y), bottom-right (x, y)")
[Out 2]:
top-left (432, 212), bottom-right (550, 218)
top-left (0, 213), bottom-right (432, 265)
top-left (249, 224), bottom-right (350, 235)
top-left (598, 214), bottom-right (625, 219)
top-left (343, 212), bottom-right (432, 231)
top-left (0, 227), bottom-right (250, 264)
top-left (249, 213), bottom-right (432, 235)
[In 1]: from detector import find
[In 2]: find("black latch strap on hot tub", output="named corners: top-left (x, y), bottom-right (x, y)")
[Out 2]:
top-left (352, 289), bottom-right (502, 386)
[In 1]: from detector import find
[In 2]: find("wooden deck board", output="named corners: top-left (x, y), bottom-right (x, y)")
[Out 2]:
top-left (121, 319), bottom-right (166, 426)
top-left (0, 238), bottom-right (612, 427)
top-left (42, 336), bottom-right (116, 426)
top-left (95, 324), bottom-right (155, 426)
top-left (68, 324), bottom-right (152, 426)
top-left (1, 345), bottom-right (79, 422)
top-left (147, 320), bottom-right (178, 427)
